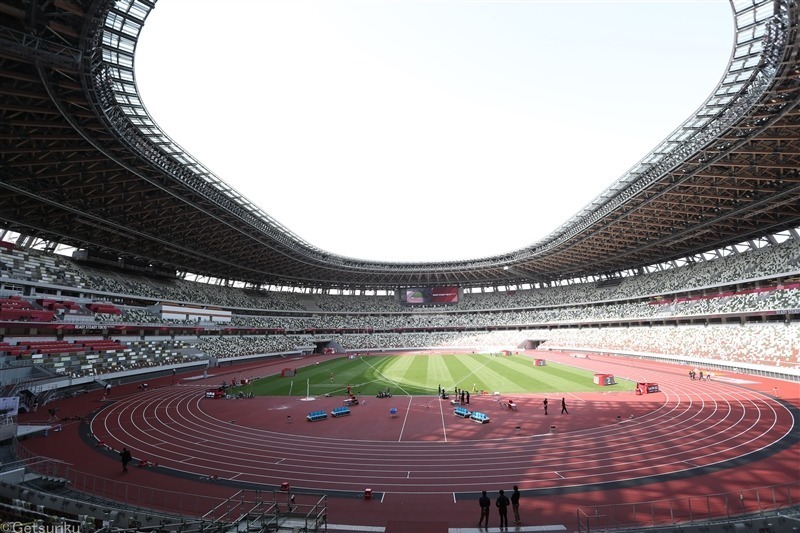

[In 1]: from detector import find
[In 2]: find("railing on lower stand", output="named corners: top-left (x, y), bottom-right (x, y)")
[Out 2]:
top-left (577, 482), bottom-right (799, 532)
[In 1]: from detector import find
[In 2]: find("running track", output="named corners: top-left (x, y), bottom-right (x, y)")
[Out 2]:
top-left (18, 353), bottom-right (799, 529)
top-left (88, 356), bottom-right (797, 496)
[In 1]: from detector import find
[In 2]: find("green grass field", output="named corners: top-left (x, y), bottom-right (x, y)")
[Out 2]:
top-left (230, 353), bottom-right (635, 397)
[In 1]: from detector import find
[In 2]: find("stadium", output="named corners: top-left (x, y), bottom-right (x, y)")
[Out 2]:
top-left (1, 0), bottom-right (800, 532)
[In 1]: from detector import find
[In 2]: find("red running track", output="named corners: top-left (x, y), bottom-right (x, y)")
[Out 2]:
top-left (18, 352), bottom-right (800, 529)
top-left (89, 378), bottom-right (793, 495)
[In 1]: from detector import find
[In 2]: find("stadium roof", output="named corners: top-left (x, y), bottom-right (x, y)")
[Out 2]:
top-left (1, 0), bottom-right (800, 290)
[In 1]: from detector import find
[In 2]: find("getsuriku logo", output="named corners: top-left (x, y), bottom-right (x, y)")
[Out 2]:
top-left (0, 523), bottom-right (82, 533)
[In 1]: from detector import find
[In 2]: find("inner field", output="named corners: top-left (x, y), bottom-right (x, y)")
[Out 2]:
top-left (229, 352), bottom-right (637, 398)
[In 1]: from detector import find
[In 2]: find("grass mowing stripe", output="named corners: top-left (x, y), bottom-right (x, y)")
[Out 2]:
top-left (426, 354), bottom-right (452, 394)
top-left (443, 354), bottom-right (478, 393)
top-left (456, 354), bottom-right (496, 394)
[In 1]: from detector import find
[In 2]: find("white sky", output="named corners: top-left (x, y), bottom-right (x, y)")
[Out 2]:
top-left (135, 0), bottom-right (733, 263)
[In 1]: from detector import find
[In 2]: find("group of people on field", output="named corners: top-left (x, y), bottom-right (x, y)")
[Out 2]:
top-left (542, 397), bottom-right (569, 415)
top-left (689, 369), bottom-right (713, 380)
top-left (478, 485), bottom-right (521, 529)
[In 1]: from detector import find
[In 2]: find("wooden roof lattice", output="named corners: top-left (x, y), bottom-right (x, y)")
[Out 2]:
top-left (1, 0), bottom-right (800, 290)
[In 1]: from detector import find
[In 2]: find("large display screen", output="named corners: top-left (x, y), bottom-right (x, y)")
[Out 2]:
top-left (403, 286), bottom-right (459, 305)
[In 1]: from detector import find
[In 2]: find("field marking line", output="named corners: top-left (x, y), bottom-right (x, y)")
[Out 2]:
top-left (398, 395), bottom-right (413, 441)
top-left (457, 354), bottom-right (497, 390)
top-left (439, 395), bottom-right (448, 442)
top-left (359, 356), bottom-right (412, 396)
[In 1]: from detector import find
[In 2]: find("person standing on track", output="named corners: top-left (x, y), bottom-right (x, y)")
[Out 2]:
top-left (561, 397), bottom-right (569, 414)
top-left (478, 490), bottom-right (491, 528)
top-left (543, 397), bottom-right (548, 415)
top-left (496, 489), bottom-right (510, 529)
top-left (511, 485), bottom-right (521, 524)
top-left (120, 447), bottom-right (132, 473)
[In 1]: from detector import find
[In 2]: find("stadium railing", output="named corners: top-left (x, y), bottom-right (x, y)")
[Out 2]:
top-left (576, 481), bottom-right (800, 532)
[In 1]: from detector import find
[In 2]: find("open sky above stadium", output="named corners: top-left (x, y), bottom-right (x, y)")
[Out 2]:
top-left (135, 0), bottom-right (733, 263)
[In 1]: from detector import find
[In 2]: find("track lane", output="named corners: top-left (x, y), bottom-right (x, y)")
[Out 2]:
top-left (89, 372), bottom-right (795, 494)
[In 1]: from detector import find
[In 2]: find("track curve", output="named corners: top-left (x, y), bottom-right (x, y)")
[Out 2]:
top-left (89, 372), bottom-right (796, 496)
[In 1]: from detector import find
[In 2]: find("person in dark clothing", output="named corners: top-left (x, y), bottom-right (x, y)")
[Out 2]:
top-left (543, 397), bottom-right (548, 415)
top-left (496, 489), bottom-right (510, 529)
top-left (120, 447), bottom-right (132, 473)
top-left (478, 490), bottom-right (491, 528)
top-left (561, 397), bottom-right (569, 414)
top-left (511, 485), bottom-right (521, 524)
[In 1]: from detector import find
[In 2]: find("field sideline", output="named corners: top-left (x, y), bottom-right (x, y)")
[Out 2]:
top-left (230, 352), bottom-right (636, 397)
